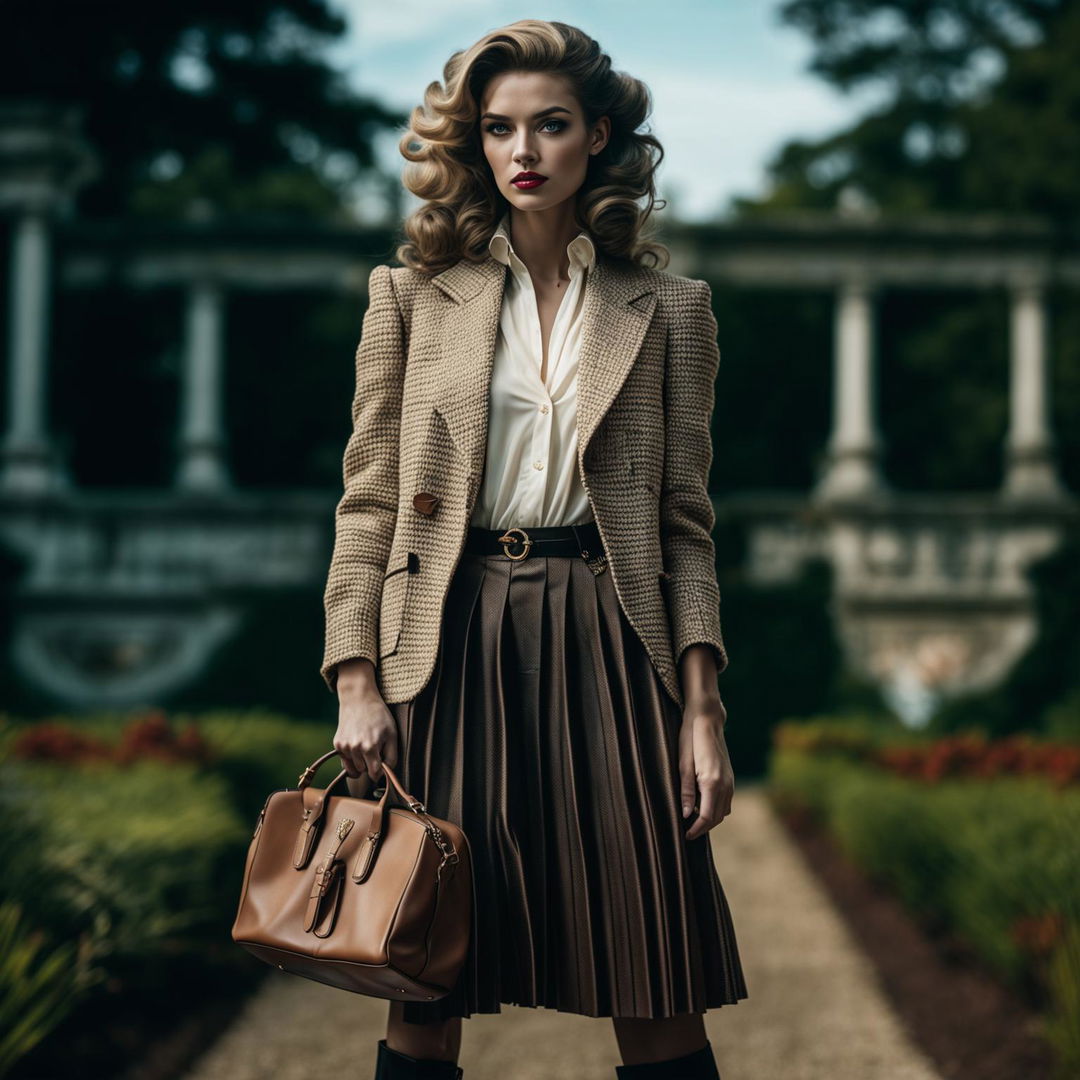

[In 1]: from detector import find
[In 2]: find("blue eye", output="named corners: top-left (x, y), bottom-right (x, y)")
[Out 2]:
top-left (484, 119), bottom-right (568, 135)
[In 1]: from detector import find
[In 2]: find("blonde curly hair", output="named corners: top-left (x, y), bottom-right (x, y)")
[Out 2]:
top-left (394, 19), bottom-right (670, 274)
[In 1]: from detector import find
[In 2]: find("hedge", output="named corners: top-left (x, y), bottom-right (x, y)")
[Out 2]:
top-left (0, 708), bottom-right (336, 1076)
top-left (768, 721), bottom-right (1080, 1075)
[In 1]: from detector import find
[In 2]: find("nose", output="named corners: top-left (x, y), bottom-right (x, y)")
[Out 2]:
top-left (512, 136), bottom-right (537, 168)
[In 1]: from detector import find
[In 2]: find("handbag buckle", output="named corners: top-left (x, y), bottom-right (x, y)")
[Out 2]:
top-left (406, 797), bottom-right (459, 870)
top-left (429, 824), bottom-right (458, 863)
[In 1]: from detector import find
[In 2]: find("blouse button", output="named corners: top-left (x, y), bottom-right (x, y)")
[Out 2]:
top-left (533, 460), bottom-right (544, 470)
top-left (539, 403), bottom-right (549, 413)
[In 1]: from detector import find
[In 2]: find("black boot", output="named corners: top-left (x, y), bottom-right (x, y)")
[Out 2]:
top-left (614, 1038), bottom-right (720, 1079)
top-left (374, 1037), bottom-right (463, 1079)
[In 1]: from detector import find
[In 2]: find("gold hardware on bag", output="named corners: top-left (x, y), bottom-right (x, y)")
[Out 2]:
top-left (497, 527), bottom-right (532, 560)
top-left (405, 798), bottom-right (461, 880)
top-left (304, 816), bottom-right (357, 934)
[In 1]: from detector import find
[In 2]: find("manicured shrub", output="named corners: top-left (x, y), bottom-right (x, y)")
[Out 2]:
top-left (1, 759), bottom-right (248, 963)
top-left (768, 724), bottom-right (1080, 1075)
top-left (773, 718), bottom-right (1080, 786)
top-left (0, 707), bottom-right (392, 1077)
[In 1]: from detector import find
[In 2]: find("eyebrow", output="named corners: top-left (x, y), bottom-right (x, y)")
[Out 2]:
top-left (479, 106), bottom-right (573, 121)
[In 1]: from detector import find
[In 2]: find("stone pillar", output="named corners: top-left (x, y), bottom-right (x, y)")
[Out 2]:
top-left (814, 277), bottom-right (886, 501)
top-left (0, 102), bottom-right (97, 494)
top-left (1, 211), bottom-right (59, 492)
top-left (175, 280), bottom-right (231, 492)
top-left (1002, 280), bottom-right (1067, 501)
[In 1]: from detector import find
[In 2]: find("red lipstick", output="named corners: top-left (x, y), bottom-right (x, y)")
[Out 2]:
top-left (511, 171), bottom-right (548, 189)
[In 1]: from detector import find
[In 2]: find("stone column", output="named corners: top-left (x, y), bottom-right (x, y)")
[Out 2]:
top-left (814, 277), bottom-right (886, 501)
top-left (0, 102), bottom-right (97, 494)
top-left (1002, 279), bottom-right (1067, 501)
top-left (1, 210), bottom-right (60, 492)
top-left (175, 280), bottom-right (231, 492)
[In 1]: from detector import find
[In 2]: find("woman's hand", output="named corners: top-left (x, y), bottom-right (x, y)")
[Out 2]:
top-left (332, 658), bottom-right (399, 783)
top-left (678, 689), bottom-right (733, 842)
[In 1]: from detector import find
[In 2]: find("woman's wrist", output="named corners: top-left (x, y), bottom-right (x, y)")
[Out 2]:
top-left (678, 643), bottom-right (723, 713)
top-left (334, 657), bottom-right (382, 702)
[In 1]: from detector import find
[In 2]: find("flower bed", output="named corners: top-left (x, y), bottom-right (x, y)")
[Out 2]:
top-left (0, 708), bottom-right (335, 1079)
top-left (767, 719), bottom-right (1080, 1077)
top-left (773, 720), bottom-right (1080, 786)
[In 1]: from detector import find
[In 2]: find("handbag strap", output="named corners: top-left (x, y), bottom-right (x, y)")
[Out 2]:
top-left (304, 816), bottom-right (353, 933)
top-left (292, 750), bottom-right (460, 879)
top-left (297, 748), bottom-right (422, 805)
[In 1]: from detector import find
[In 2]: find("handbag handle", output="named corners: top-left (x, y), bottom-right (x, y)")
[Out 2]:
top-left (296, 748), bottom-right (422, 808)
top-left (291, 749), bottom-right (459, 882)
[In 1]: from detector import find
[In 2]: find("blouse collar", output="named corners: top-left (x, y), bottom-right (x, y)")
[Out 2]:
top-left (488, 210), bottom-right (596, 277)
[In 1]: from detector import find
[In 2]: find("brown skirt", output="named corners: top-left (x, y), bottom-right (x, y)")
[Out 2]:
top-left (390, 546), bottom-right (748, 1024)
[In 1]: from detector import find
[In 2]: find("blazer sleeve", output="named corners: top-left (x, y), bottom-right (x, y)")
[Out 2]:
top-left (660, 278), bottom-right (729, 676)
top-left (320, 264), bottom-right (406, 693)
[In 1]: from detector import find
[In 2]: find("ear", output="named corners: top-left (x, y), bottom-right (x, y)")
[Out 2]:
top-left (591, 115), bottom-right (611, 155)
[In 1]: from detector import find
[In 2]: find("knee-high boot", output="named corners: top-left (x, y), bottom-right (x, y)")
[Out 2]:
top-left (614, 1038), bottom-right (721, 1079)
top-left (374, 1037), bottom-right (463, 1079)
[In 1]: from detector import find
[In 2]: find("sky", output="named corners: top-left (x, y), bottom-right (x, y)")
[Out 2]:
top-left (329, 0), bottom-right (883, 222)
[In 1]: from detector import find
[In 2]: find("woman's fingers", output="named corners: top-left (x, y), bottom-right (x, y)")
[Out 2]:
top-left (678, 722), bottom-right (698, 821)
top-left (364, 724), bottom-right (399, 782)
top-left (688, 772), bottom-right (722, 840)
top-left (359, 751), bottom-right (378, 783)
top-left (334, 698), bottom-right (399, 784)
top-left (333, 739), bottom-right (363, 778)
top-left (381, 726), bottom-right (399, 771)
top-left (681, 714), bottom-right (734, 841)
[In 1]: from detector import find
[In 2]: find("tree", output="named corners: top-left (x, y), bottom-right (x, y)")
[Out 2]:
top-left (0, 0), bottom-right (405, 219)
top-left (738, 0), bottom-right (1079, 220)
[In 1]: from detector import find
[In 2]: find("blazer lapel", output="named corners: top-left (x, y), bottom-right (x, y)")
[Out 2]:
top-left (429, 257), bottom-right (507, 482)
top-left (576, 256), bottom-right (657, 464)
top-left (430, 252), bottom-right (657, 484)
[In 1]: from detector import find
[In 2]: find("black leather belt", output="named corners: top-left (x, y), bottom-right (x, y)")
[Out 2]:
top-left (464, 521), bottom-right (609, 574)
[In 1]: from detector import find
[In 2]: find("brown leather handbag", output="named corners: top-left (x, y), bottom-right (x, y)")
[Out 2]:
top-left (231, 748), bottom-right (472, 1003)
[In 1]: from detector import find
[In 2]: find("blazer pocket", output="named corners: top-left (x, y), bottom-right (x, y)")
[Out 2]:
top-left (657, 567), bottom-right (673, 616)
top-left (378, 552), bottom-right (419, 659)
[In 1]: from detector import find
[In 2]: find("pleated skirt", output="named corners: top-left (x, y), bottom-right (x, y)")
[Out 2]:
top-left (390, 545), bottom-right (749, 1025)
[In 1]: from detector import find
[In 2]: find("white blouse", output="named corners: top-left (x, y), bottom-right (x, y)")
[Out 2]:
top-left (470, 212), bottom-right (597, 531)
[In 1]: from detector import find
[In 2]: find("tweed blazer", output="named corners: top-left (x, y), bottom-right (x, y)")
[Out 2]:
top-left (320, 250), bottom-right (729, 710)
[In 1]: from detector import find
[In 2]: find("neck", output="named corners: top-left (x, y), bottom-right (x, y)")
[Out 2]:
top-left (504, 202), bottom-right (584, 281)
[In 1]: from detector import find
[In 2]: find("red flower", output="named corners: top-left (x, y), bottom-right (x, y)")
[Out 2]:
top-left (10, 723), bottom-right (112, 763)
top-left (114, 711), bottom-right (211, 765)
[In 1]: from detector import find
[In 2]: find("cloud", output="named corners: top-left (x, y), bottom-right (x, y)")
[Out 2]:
top-left (328, 1), bottom-right (872, 220)
top-left (647, 70), bottom-right (864, 216)
top-left (334, 0), bottom-right (501, 49)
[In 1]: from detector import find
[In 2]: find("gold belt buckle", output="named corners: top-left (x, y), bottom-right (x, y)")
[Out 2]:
top-left (497, 526), bottom-right (533, 561)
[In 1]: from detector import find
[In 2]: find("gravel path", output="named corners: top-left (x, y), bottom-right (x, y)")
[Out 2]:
top-left (186, 781), bottom-right (943, 1080)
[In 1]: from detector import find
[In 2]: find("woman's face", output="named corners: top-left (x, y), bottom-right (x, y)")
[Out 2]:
top-left (479, 70), bottom-right (609, 213)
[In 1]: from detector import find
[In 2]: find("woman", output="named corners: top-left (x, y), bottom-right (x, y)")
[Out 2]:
top-left (321, 19), bottom-right (748, 1080)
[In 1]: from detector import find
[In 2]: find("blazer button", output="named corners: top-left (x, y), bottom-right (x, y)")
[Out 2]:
top-left (412, 491), bottom-right (440, 516)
